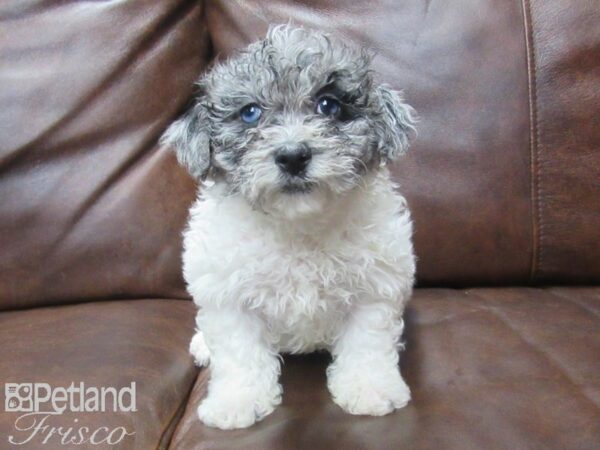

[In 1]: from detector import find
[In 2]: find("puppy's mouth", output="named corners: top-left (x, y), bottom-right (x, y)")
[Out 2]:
top-left (280, 178), bottom-right (316, 194)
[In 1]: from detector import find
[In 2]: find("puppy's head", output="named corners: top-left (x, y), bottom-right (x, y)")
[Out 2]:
top-left (162, 25), bottom-right (416, 219)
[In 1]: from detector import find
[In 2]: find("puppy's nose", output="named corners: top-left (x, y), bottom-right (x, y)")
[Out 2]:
top-left (274, 144), bottom-right (312, 176)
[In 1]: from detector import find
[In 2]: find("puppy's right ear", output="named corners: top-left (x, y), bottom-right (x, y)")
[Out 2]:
top-left (161, 101), bottom-right (211, 180)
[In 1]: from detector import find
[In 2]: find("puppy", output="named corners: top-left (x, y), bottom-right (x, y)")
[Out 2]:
top-left (162, 25), bottom-right (417, 430)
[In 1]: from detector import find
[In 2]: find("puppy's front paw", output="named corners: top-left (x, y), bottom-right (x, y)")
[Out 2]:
top-left (197, 383), bottom-right (282, 430)
top-left (328, 366), bottom-right (411, 416)
top-left (189, 332), bottom-right (210, 367)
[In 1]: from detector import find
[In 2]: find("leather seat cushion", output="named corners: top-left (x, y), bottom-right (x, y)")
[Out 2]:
top-left (0, 299), bottom-right (197, 450)
top-left (170, 288), bottom-right (600, 450)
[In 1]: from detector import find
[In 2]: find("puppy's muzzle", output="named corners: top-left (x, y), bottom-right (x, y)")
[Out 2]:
top-left (274, 143), bottom-right (312, 176)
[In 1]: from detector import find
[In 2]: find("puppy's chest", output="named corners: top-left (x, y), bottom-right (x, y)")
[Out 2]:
top-left (244, 235), bottom-right (377, 318)
top-left (246, 242), bottom-right (361, 349)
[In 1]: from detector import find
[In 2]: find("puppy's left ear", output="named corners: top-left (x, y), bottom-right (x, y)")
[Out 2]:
top-left (372, 84), bottom-right (417, 163)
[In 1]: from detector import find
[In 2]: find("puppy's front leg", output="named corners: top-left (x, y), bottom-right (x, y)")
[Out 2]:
top-left (195, 307), bottom-right (281, 429)
top-left (327, 302), bottom-right (410, 416)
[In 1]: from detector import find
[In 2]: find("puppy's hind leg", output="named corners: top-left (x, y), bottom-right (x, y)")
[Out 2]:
top-left (195, 307), bottom-right (282, 430)
top-left (327, 302), bottom-right (410, 416)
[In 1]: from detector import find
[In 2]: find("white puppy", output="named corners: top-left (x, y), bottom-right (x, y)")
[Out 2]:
top-left (162, 25), bottom-right (417, 430)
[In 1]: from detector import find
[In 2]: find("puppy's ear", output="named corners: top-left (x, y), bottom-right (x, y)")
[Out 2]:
top-left (161, 101), bottom-right (211, 180)
top-left (372, 84), bottom-right (417, 163)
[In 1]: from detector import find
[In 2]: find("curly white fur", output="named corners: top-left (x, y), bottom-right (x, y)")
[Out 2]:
top-left (184, 170), bottom-right (414, 429)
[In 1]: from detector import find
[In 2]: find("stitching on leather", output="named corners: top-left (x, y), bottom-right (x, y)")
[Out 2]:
top-left (521, 0), bottom-right (542, 283)
top-left (531, 3), bottom-right (546, 280)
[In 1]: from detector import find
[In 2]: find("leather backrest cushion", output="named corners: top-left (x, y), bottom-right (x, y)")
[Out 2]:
top-left (203, 0), bottom-right (600, 285)
top-left (527, 0), bottom-right (600, 283)
top-left (0, 0), bottom-right (209, 309)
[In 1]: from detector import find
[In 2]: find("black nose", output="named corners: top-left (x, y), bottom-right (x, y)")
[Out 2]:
top-left (274, 144), bottom-right (312, 176)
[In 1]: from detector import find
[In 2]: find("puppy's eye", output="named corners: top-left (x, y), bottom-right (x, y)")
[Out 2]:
top-left (315, 96), bottom-right (341, 118)
top-left (240, 103), bottom-right (262, 123)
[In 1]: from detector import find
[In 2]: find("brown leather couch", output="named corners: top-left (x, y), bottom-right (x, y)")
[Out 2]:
top-left (1, 1), bottom-right (599, 449)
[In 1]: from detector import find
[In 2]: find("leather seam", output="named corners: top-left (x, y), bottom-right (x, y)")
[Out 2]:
top-left (465, 289), bottom-right (600, 412)
top-left (157, 367), bottom-right (199, 450)
top-left (522, 0), bottom-right (543, 283)
top-left (543, 288), bottom-right (600, 322)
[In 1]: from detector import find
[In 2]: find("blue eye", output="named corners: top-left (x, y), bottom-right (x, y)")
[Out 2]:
top-left (316, 96), bottom-right (341, 117)
top-left (240, 103), bottom-right (262, 123)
